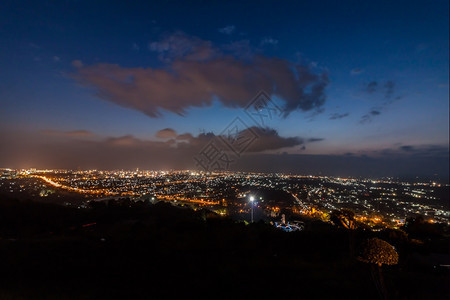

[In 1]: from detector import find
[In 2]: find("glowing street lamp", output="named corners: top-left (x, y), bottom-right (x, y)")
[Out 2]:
top-left (249, 196), bottom-right (255, 223)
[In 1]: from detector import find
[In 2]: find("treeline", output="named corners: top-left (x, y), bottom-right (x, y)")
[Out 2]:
top-left (0, 197), bottom-right (448, 299)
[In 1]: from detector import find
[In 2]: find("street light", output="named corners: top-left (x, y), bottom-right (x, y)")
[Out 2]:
top-left (249, 196), bottom-right (255, 223)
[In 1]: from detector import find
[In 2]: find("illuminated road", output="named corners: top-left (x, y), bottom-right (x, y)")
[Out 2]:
top-left (157, 195), bottom-right (220, 205)
top-left (32, 175), bottom-right (117, 195)
top-left (33, 175), bottom-right (220, 205)
top-left (289, 191), bottom-right (309, 212)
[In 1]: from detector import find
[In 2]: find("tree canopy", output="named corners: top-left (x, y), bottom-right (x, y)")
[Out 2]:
top-left (358, 238), bottom-right (399, 267)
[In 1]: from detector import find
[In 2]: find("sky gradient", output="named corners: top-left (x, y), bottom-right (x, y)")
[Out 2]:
top-left (0, 0), bottom-right (448, 178)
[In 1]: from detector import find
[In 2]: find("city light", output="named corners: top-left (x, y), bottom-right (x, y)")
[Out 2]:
top-left (249, 195), bottom-right (255, 223)
top-left (0, 168), bottom-right (448, 227)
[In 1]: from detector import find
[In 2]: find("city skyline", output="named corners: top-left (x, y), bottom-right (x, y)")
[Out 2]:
top-left (0, 0), bottom-right (448, 177)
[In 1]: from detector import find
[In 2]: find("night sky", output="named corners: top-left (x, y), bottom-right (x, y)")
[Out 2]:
top-left (1, 0), bottom-right (448, 178)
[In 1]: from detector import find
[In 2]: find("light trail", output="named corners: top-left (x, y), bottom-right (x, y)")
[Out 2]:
top-left (32, 175), bottom-right (116, 195)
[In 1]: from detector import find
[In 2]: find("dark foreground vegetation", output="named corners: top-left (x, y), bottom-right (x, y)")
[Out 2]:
top-left (0, 198), bottom-right (449, 299)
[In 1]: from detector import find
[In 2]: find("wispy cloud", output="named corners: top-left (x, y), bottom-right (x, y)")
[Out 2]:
top-left (41, 129), bottom-right (94, 137)
top-left (359, 110), bottom-right (381, 124)
top-left (307, 138), bottom-right (325, 142)
top-left (71, 60), bottom-right (84, 68)
top-left (366, 81), bottom-right (378, 93)
top-left (359, 80), bottom-right (401, 124)
top-left (155, 128), bottom-right (177, 138)
top-left (350, 68), bottom-right (363, 75)
top-left (261, 37), bottom-right (278, 46)
top-left (384, 80), bottom-right (395, 99)
top-left (148, 32), bottom-right (216, 62)
top-left (218, 25), bottom-right (235, 35)
top-left (329, 112), bottom-right (349, 120)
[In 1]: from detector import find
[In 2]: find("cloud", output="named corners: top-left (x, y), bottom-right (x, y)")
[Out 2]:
top-left (1, 130), bottom-right (447, 178)
top-left (83, 127), bottom-right (311, 154)
top-left (359, 110), bottom-right (381, 124)
top-left (384, 81), bottom-right (395, 99)
top-left (72, 60), bottom-right (84, 68)
top-left (329, 112), bottom-right (349, 120)
top-left (305, 107), bottom-right (326, 121)
top-left (399, 145), bottom-right (414, 152)
top-left (243, 127), bottom-right (304, 152)
top-left (0, 127), bottom-right (311, 170)
top-left (366, 81), bottom-right (378, 93)
top-left (41, 129), bottom-right (94, 137)
top-left (155, 128), bottom-right (177, 139)
top-left (53, 56), bottom-right (61, 62)
top-left (169, 126), bottom-right (307, 153)
top-left (148, 32), bottom-right (216, 62)
top-left (73, 33), bottom-right (329, 118)
top-left (364, 80), bottom-right (397, 100)
top-left (307, 138), bottom-right (325, 142)
top-left (218, 25), bottom-right (235, 35)
top-left (176, 133), bottom-right (194, 141)
top-left (235, 151), bottom-right (449, 179)
top-left (350, 68), bottom-right (363, 75)
top-left (223, 40), bottom-right (254, 59)
top-left (106, 135), bottom-right (142, 146)
top-left (395, 144), bottom-right (449, 157)
top-left (360, 80), bottom-right (400, 123)
top-left (261, 37), bottom-right (278, 46)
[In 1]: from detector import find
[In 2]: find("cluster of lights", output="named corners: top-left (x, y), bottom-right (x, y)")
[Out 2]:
top-left (0, 168), bottom-right (448, 226)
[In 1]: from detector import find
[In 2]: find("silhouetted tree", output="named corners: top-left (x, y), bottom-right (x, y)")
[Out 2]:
top-left (404, 214), bottom-right (445, 239)
top-left (331, 209), bottom-right (357, 257)
top-left (331, 209), bottom-right (357, 230)
top-left (359, 238), bottom-right (399, 299)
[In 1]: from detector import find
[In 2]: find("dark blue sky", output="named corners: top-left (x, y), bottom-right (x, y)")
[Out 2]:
top-left (0, 0), bottom-right (448, 177)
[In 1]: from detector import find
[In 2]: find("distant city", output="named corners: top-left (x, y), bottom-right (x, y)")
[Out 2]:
top-left (2, 168), bottom-right (448, 229)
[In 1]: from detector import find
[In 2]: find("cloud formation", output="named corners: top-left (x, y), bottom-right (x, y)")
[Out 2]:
top-left (1, 129), bottom-right (447, 178)
top-left (329, 112), bottom-right (349, 120)
top-left (360, 80), bottom-right (401, 124)
top-left (261, 37), bottom-right (279, 46)
top-left (73, 33), bottom-right (329, 118)
top-left (396, 144), bottom-right (449, 157)
top-left (218, 25), bottom-right (236, 35)
top-left (366, 81), bottom-right (378, 93)
top-left (0, 127), bottom-right (314, 169)
top-left (244, 127), bottom-right (304, 152)
top-left (148, 32), bottom-right (216, 62)
top-left (307, 138), bottom-right (325, 142)
top-left (155, 128), bottom-right (177, 139)
top-left (359, 110), bottom-right (381, 124)
top-left (399, 145), bottom-right (414, 152)
top-left (156, 126), bottom-right (309, 153)
top-left (364, 80), bottom-right (397, 99)
top-left (72, 60), bottom-right (83, 68)
top-left (41, 129), bottom-right (94, 137)
top-left (384, 80), bottom-right (395, 99)
top-left (350, 68), bottom-right (363, 75)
